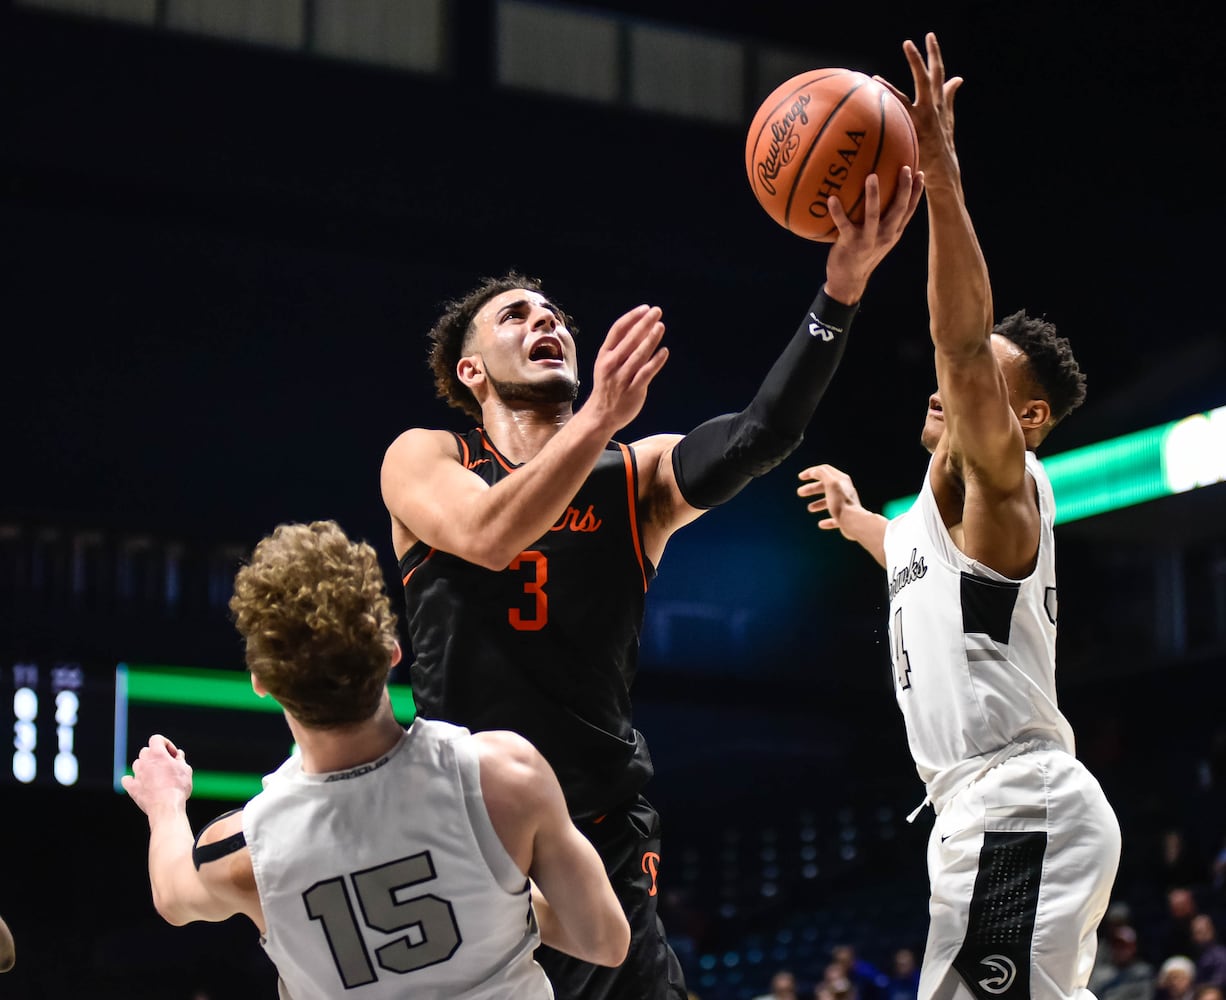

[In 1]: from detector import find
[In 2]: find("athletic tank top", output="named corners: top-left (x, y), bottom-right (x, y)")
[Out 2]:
top-left (882, 450), bottom-right (1075, 800)
top-left (399, 428), bottom-right (656, 820)
top-left (244, 719), bottom-right (552, 1000)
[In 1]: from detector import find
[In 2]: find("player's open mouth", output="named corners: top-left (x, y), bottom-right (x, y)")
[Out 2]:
top-left (528, 339), bottom-right (564, 363)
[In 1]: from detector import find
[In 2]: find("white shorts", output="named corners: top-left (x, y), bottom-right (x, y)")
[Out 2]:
top-left (918, 748), bottom-right (1121, 1000)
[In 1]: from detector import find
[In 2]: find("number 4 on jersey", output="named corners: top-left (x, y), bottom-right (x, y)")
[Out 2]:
top-left (891, 607), bottom-right (913, 691)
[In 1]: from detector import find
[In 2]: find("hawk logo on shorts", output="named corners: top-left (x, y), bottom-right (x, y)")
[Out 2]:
top-left (977, 955), bottom-right (1017, 995)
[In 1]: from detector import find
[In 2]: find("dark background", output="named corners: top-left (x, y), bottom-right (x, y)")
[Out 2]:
top-left (2, 1), bottom-right (1225, 997)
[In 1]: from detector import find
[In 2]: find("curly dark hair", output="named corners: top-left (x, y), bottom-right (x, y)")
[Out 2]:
top-left (427, 271), bottom-right (575, 421)
top-left (229, 521), bottom-right (398, 730)
top-left (993, 309), bottom-right (1087, 425)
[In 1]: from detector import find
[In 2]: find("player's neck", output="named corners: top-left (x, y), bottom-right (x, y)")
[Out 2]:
top-left (480, 401), bottom-right (573, 464)
top-left (287, 698), bottom-right (405, 775)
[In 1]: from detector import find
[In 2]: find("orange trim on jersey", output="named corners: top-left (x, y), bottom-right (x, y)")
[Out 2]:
top-left (478, 428), bottom-right (518, 473)
top-left (402, 547), bottom-right (436, 586)
top-left (453, 431), bottom-right (471, 468)
top-left (617, 443), bottom-right (649, 593)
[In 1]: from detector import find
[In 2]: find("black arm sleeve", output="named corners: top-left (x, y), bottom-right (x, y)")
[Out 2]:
top-left (672, 289), bottom-right (858, 509)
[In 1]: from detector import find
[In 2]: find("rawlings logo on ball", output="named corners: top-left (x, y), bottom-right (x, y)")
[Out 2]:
top-left (755, 93), bottom-right (811, 196)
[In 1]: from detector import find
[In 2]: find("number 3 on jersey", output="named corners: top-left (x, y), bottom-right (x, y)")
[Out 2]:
top-left (890, 606), bottom-right (913, 691)
top-left (508, 550), bottom-right (548, 631)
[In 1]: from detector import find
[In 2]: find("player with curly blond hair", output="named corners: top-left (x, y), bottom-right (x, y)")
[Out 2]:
top-left (124, 520), bottom-right (629, 999)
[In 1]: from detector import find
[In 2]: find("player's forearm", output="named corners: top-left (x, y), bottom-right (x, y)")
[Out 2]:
top-left (672, 290), bottom-right (857, 509)
top-left (530, 890), bottom-right (583, 960)
top-left (925, 184), bottom-right (994, 360)
top-left (843, 508), bottom-right (889, 568)
top-left (463, 408), bottom-right (619, 569)
top-left (529, 807), bottom-right (631, 968)
top-left (532, 884), bottom-right (628, 968)
top-left (146, 808), bottom-right (202, 926)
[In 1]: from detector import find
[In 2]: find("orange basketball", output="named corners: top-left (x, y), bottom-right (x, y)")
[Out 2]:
top-left (745, 68), bottom-right (918, 242)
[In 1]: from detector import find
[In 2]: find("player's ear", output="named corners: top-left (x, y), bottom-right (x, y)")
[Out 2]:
top-left (251, 673), bottom-right (269, 698)
top-left (457, 353), bottom-right (485, 390)
top-left (391, 641), bottom-right (403, 669)
top-left (1019, 397), bottom-right (1051, 431)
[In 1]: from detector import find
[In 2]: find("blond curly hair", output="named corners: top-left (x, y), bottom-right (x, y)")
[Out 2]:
top-left (229, 521), bottom-right (398, 729)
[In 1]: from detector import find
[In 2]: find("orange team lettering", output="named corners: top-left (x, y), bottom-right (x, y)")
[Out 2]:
top-left (550, 505), bottom-right (602, 533)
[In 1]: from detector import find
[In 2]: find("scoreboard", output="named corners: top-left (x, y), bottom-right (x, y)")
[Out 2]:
top-left (4, 659), bottom-right (416, 799)
top-left (3, 660), bottom-right (117, 790)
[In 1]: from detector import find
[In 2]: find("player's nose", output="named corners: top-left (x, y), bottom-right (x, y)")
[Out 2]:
top-left (531, 307), bottom-right (557, 331)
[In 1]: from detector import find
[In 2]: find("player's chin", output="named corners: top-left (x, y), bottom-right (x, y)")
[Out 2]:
top-left (492, 369), bottom-right (579, 406)
top-left (920, 419), bottom-right (942, 454)
top-left (535, 371), bottom-right (579, 401)
top-left (516, 371), bottom-right (579, 405)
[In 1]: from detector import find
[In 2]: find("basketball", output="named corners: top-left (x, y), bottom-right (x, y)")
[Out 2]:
top-left (745, 68), bottom-right (918, 242)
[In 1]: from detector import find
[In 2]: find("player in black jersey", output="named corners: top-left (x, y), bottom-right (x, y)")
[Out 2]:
top-left (381, 167), bottom-right (924, 1000)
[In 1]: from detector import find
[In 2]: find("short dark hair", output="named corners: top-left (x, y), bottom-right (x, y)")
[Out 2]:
top-left (993, 309), bottom-right (1087, 424)
top-left (428, 271), bottom-right (572, 421)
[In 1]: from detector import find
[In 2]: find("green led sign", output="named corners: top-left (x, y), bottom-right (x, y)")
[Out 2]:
top-left (882, 404), bottom-right (1226, 522)
top-left (115, 663), bottom-right (417, 800)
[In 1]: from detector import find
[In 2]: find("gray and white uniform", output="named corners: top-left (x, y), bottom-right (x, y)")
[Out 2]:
top-left (244, 718), bottom-right (552, 1000)
top-left (883, 451), bottom-right (1120, 1000)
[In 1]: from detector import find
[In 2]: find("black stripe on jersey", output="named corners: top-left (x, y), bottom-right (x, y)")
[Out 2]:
top-left (192, 807), bottom-right (246, 869)
top-left (952, 830), bottom-right (1046, 1000)
top-left (960, 572), bottom-right (1020, 645)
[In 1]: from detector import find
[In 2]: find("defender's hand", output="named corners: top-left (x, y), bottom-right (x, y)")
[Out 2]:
top-left (798, 463), bottom-right (869, 538)
top-left (875, 32), bottom-right (963, 184)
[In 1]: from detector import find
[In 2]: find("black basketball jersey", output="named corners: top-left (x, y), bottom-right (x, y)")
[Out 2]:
top-left (399, 428), bottom-right (657, 819)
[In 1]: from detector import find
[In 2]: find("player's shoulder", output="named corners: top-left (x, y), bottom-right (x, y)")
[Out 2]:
top-left (468, 731), bottom-right (549, 800)
top-left (194, 808), bottom-right (258, 893)
top-left (629, 432), bottom-right (683, 453)
top-left (627, 433), bottom-right (683, 474)
top-left (196, 807), bottom-right (245, 847)
top-left (383, 427), bottom-right (466, 466)
top-left (469, 729), bottom-right (539, 767)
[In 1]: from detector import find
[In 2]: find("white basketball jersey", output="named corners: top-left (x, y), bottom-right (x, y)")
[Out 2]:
top-left (882, 451), bottom-right (1075, 798)
top-left (243, 718), bottom-right (553, 1000)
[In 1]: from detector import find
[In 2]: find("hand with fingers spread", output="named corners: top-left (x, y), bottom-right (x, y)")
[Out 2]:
top-left (585, 304), bottom-right (669, 433)
top-left (122, 734), bottom-right (194, 821)
top-left (824, 166), bottom-right (925, 304)
top-left (797, 463), bottom-right (888, 567)
top-left (875, 32), bottom-right (964, 187)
